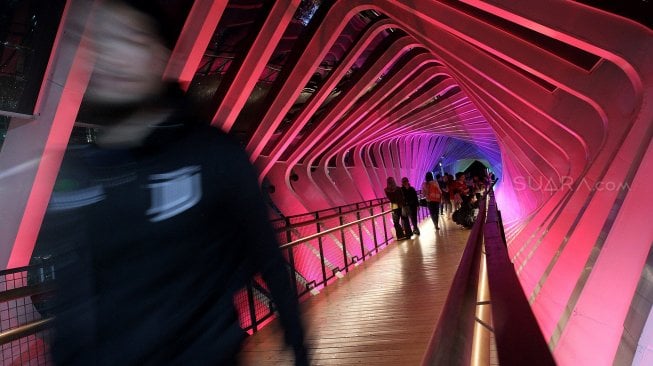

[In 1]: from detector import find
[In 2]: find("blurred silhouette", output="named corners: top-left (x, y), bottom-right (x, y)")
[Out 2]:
top-left (422, 172), bottom-right (442, 231)
top-left (384, 176), bottom-right (411, 239)
top-left (30, 1), bottom-right (308, 364)
top-left (400, 177), bottom-right (420, 235)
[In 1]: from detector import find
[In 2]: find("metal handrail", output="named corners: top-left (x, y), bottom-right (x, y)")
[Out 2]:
top-left (0, 318), bottom-right (53, 345)
top-left (271, 197), bottom-right (387, 225)
top-left (251, 198), bottom-right (429, 332)
top-left (0, 282), bottom-right (56, 303)
top-left (280, 209), bottom-right (391, 249)
top-left (0, 195), bottom-right (415, 353)
top-left (421, 195), bottom-right (488, 366)
top-left (483, 192), bottom-right (555, 366)
top-left (275, 200), bottom-right (388, 234)
top-left (421, 190), bottom-right (556, 365)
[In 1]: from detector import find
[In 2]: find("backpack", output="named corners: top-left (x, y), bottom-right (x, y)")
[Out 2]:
top-left (427, 181), bottom-right (441, 202)
top-left (453, 206), bottom-right (475, 228)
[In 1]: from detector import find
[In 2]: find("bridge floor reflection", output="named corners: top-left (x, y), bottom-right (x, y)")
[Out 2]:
top-left (240, 215), bottom-right (471, 365)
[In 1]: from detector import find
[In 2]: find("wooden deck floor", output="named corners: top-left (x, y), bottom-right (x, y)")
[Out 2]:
top-left (239, 214), bottom-right (471, 366)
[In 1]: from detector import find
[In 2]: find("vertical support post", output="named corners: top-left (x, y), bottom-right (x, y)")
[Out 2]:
top-left (338, 207), bottom-right (348, 273)
top-left (246, 281), bottom-right (258, 333)
top-left (382, 203), bottom-right (389, 246)
top-left (284, 217), bottom-right (298, 297)
top-left (287, 247), bottom-right (298, 298)
top-left (284, 217), bottom-right (293, 244)
top-left (316, 212), bottom-right (327, 287)
top-left (371, 206), bottom-right (379, 253)
top-left (356, 210), bottom-right (365, 261)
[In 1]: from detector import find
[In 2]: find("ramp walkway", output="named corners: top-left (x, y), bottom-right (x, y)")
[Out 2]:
top-left (240, 215), bottom-right (470, 365)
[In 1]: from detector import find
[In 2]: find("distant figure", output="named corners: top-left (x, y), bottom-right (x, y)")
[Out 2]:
top-left (422, 172), bottom-right (442, 231)
top-left (439, 174), bottom-right (451, 216)
top-left (449, 172), bottom-right (466, 212)
top-left (451, 172), bottom-right (471, 202)
top-left (384, 177), bottom-right (411, 239)
top-left (451, 172), bottom-right (475, 228)
top-left (400, 177), bottom-right (420, 235)
top-left (31, 1), bottom-right (308, 365)
top-left (445, 173), bottom-right (455, 217)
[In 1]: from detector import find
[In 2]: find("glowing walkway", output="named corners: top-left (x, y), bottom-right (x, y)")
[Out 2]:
top-left (239, 215), bottom-right (471, 365)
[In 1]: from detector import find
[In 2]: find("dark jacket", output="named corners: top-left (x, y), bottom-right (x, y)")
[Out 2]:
top-left (401, 186), bottom-right (419, 207)
top-left (384, 187), bottom-right (405, 208)
top-left (33, 101), bottom-right (307, 365)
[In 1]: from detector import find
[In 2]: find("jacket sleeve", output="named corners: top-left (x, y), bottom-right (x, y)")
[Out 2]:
top-left (225, 145), bottom-right (309, 365)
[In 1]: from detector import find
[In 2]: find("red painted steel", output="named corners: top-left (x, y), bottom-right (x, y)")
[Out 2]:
top-left (164, 0), bottom-right (228, 90)
top-left (1, 0), bottom-right (651, 364)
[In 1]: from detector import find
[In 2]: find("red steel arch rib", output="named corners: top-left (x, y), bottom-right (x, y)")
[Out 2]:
top-left (0, 1), bottom-right (651, 364)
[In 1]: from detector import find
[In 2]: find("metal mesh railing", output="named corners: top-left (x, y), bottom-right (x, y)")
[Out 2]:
top-left (235, 197), bottom-right (431, 334)
top-left (0, 263), bottom-right (54, 365)
top-left (0, 196), bottom-right (429, 363)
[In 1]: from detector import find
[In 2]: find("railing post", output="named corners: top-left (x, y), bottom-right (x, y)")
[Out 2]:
top-left (284, 217), bottom-right (292, 244)
top-left (284, 217), bottom-right (298, 297)
top-left (370, 206), bottom-right (379, 253)
top-left (246, 281), bottom-right (258, 333)
top-left (316, 212), bottom-right (327, 287)
top-left (356, 210), bottom-right (366, 261)
top-left (287, 248), bottom-right (298, 298)
top-left (338, 207), bottom-right (348, 273)
top-left (382, 202), bottom-right (389, 245)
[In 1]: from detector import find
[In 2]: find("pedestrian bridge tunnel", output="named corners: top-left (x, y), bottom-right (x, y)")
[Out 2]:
top-left (0, 1), bottom-right (651, 365)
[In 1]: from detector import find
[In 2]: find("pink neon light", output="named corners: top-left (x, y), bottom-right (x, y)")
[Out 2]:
top-left (6, 2), bottom-right (95, 269)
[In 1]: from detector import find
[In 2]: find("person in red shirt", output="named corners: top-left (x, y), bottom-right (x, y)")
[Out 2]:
top-left (421, 172), bottom-right (442, 230)
top-left (450, 172), bottom-right (470, 210)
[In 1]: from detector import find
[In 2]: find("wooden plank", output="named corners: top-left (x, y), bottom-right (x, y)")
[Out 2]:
top-left (239, 216), bottom-right (470, 365)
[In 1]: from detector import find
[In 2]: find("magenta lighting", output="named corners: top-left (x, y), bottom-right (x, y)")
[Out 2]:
top-left (0, 1), bottom-right (651, 365)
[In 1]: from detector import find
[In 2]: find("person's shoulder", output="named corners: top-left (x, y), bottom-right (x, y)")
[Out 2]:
top-left (188, 123), bottom-right (228, 140)
top-left (187, 124), bottom-right (246, 153)
top-left (59, 144), bottom-right (95, 172)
